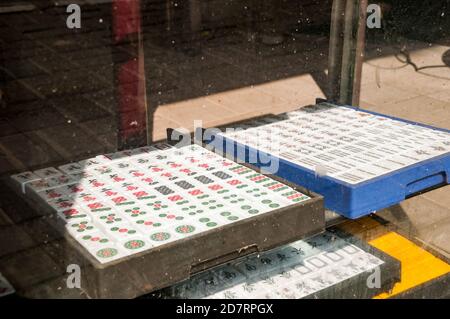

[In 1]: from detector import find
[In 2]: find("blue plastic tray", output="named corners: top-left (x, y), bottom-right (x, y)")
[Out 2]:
top-left (205, 103), bottom-right (450, 219)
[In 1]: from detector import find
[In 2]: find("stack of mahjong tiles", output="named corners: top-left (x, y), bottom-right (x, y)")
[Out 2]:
top-left (166, 230), bottom-right (400, 299)
top-left (215, 102), bottom-right (450, 219)
top-left (11, 143), bottom-right (316, 265)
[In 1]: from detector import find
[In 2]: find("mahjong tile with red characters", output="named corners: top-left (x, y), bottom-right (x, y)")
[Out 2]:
top-left (104, 194), bottom-right (136, 209)
top-left (82, 201), bottom-right (114, 214)
top-left (165, 163), bottom-right (199, 178)
top-left (114, 182), bottom-right (150, 199)
top-left (101, 172), bottom-right (129, 185)
top-left (74, 192), bottom-right (103, 205)
top-left (133, 174), bottom-right (160, 187)
top-left (57, 207), bottom-right (92, 223)
top-left (36, 188), bottom-right (66, 202)
top-left (82, 177), bottom-right (107, 191)
top-left (121, 168), bottom-right (147, 180)
top-left (47, 197), bottom-right (77, 211)
top-left (77, 231), bottom-right (125, 262)
top-left (94, 186), bottom-right (121, 200)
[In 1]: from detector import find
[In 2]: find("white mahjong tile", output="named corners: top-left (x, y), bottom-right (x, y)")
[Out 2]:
top-left (147, 227), bottom-right (182, 247)
top-left (68, 170), bottom-right (96, 182)
top-left (116, 184), bottom-right (154, 202)
top-left (75, 231), bottom-right (125, 263)
top-left (57, 207), bottom-right (92, 223)
top-left (103, 194), bottom-right (137, 209)
top-left (93, 186), bottom-right (121, 200)
top-left (93, 211), bottom-right (127, 227)
top-left (34, 167), bottom-right (63, 179)
top-left (165, 220), bottom-right (208, 238)
top-left (88, 165), bottom-right (115, 177)
top-left (81, 200), bottom-right (114, 214)
top-left (47, 197), bottom-right (78, 211)
top-left (133, 174), bottom-right (160, 187)
top-left (78, 157), bottom-right (108, 169)
top-left (66, 219), bottom-right (98, 238)
top-left (71, 191), bottom-right (103, 206)
top-left (118, 236), bottom-right (151, 255)
top-left (141, 196), bottom-right (172, 212)
top-left (78, 177), bottom-right (107, 191)
top-left (25, 178), bottom-right (54, 193)
top-left (11, 171), bottom-right (41, 192)
top-left (130, 214), bottom-right (170, 234)
top-left (101, 221), bottom-right (142, 242)
top-left (58, 162), bottom-right (83, 174)
top-left (36, 187), bottom-right (67, 203)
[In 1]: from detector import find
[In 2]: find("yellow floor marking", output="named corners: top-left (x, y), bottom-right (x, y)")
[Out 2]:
top-left (370, 232), bottom-right (450, 298)
top-left (338, 218), bottom-right (450, 298)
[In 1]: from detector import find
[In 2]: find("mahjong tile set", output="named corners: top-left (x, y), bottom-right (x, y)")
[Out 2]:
top-left (11, 143), bottom-right (312, 264)
top-left (214, 102), bottom-right (450, 218)
top-left (169, 231), bottom-right (395, 299)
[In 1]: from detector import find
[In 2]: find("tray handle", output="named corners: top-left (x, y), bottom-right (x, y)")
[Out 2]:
top-left (190, 244), bottom-right (259, 275)
top-left (405, 171), bottom-right (447, 197)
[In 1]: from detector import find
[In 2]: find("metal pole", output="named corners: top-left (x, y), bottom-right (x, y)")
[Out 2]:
top-left (328, 0), bottom-right (346, 102)
top-left (352, 0), bottom-right (368, 106)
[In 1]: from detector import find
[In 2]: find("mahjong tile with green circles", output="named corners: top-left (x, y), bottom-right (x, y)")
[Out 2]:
top-left (66, 219), bottom-right (98, 237)
top-left (169, 221), bottom-right (207, 237)
top-left (120, 237), bottom-right (149, 254)
top-left (77, 231), bottom-right (123, 263)
top-left (218, 192), bottom-right (248, 206)
top-left (176, 203), bottom-right (209, 217)
top-left (102, 221), bottom-right (141, 242)
top-left (132, 216), bottom-right (166, 234)
top-left (118, 205), bottom-right (149, 220)
top-left (143, 197), bottom-right (171, 212)
top-left (192, 216), bottom-right (224, 229)
top-left (197, 197), bottom-right (226, 211)
top-left (154, 211), bottom-right (187, 224)
top-left (215, 210), bottom-right (247, 223)
top-left (94, 212), bottom-right (126, 227)
top-left (147, 228), bottom-right (181, 246)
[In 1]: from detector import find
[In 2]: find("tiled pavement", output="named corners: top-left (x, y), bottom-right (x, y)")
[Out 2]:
top-left (0, 0), bottom-right (448, 297)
